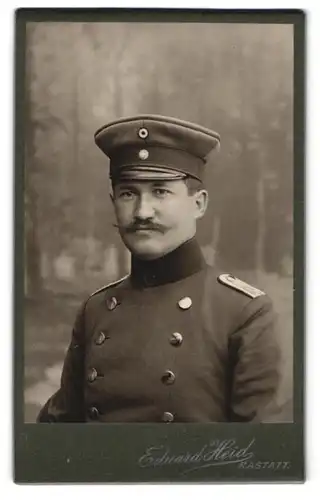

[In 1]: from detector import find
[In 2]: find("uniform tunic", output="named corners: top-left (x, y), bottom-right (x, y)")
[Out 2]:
top-left (37, 238), bottom-right (281, 423)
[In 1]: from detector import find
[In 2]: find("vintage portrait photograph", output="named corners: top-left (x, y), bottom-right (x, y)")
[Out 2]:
top-left (15, 8), bottom-right (304, 483)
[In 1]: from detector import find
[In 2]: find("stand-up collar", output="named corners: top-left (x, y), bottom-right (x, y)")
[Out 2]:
top-left (130, 237), bottom-right (206, 288)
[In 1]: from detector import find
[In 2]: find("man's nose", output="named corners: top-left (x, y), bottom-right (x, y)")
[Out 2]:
top-left (134, 194), bottom-right (155, 220)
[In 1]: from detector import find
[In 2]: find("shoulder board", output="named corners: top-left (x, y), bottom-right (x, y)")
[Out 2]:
top-left (218, 273), bottom-right (265, 299)
top-left (89, 275), bottom-right (129, 298)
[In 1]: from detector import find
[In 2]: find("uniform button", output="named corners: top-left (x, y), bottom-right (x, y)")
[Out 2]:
top-left (162, 370), bottom-right (176, 385)
top-left (162, 411), bottom-right (174, 423)
top-left (169, 332), bottom-right (183, 346)
top-left (138, 148), bottom-right (149, 160)
top-left (178, 296), bottom-right (192, 310)
top-left (87, 367), bottom-right (98, 383)
top-left (95, 331), bottom-right (107, 345)
top-left (88, 406), bottom-right (100, 420)
top-left (106, 296), bottom-right (118, 311)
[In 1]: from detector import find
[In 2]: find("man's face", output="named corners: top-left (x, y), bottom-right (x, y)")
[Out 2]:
top-left (111, 179), bottom-right (208, 260)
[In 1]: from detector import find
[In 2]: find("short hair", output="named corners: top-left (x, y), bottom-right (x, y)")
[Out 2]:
top-left (184, 176), bottom-right (204, 195)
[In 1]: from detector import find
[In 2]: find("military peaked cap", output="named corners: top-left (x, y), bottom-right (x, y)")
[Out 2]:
top-left (94, 114), bottom-right (220, 182)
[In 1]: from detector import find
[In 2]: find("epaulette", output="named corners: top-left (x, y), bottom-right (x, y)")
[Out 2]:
top-left (89, 275), bottom-right (129, 298)
top-left (218, 273), bottom-right (265, 299)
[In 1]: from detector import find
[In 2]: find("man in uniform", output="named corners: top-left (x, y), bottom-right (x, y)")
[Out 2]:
top-left (37, 114), bottom-right (281, 423)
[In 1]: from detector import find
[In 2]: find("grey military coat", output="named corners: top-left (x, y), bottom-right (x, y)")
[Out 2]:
top-left (37, 239), bottom-right (281, 423)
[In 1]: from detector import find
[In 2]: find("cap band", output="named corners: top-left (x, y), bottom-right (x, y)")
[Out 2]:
top-left (110, 146), bottom-right (205, 181)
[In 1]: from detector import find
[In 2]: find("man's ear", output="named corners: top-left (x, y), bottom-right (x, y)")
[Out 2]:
top-left (110, 192), bottom-right (115, 205)
top-left (194, 189), bottom-right (209, 220)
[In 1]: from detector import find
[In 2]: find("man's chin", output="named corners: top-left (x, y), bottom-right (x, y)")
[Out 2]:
top-left (123, 238), bottom-right (167, 260)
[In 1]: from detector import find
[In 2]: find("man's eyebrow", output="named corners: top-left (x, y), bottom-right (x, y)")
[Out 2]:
top-left (115, 183), bottom-right (138, 190)
top-left (151, 181), bottom-right (173, 188)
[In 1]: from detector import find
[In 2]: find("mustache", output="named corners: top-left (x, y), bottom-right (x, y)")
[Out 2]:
top-left (113, 222), bottom-right (167, 233)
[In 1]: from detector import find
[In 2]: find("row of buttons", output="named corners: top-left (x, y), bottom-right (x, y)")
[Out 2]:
top-left (106, 296), bottom-right (192, 311)
top-left (93, 330), bottom-right (183, 347)
top-left (87, 369), bottom-right (176, 420)
top-left (87, 407), bottom-right (175, 423)
top-left (88, 288), bottom-right (188, 423)
top-left (87, 367), bottom-right (177, 420)
top-left (87, 367), bottom-right (177, 385)
top-left (88, 331), bottom-right (181, 419)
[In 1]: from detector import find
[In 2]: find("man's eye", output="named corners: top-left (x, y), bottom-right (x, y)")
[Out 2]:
top-left (153, 188), bottom-right (170, 197)
top-left (119, 191), bottom-right (135, 199)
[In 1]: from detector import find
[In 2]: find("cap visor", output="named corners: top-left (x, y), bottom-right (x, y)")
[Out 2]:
top-left (113, 166), bottom-right (187, 181)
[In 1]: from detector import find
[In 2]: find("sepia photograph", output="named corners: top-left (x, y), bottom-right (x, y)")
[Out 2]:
top-left (15, 8), bottom-right (304, 483)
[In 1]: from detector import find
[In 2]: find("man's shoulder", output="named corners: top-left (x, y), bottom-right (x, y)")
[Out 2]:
top-left (204, 266), bottom-right (270, 307)
top-left (88, 274), bottom-right (130, 300)
top-left (203, 266), bottom-right (274, 326)
top-left (215, 272), bottom-right (266, 299)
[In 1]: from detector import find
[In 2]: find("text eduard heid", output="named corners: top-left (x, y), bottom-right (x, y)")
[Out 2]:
top-left (138, 439), bottom-right (291, 472)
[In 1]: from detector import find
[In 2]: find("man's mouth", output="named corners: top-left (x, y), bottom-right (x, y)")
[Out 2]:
top-left (126, 224), bottom-right (166, 234)
top-left (130, 228), bottom-right (160, 235)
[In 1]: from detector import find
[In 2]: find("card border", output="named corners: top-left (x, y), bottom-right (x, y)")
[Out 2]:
top-left (14, 8), bottom-right (305, 483)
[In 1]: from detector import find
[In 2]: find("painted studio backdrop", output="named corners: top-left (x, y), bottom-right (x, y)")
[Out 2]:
top-left (24, 22), bottom-right (293, 422)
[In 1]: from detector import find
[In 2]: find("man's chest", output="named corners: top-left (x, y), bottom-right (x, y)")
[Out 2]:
top-left (82, 280), bottom-right (230, 416)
